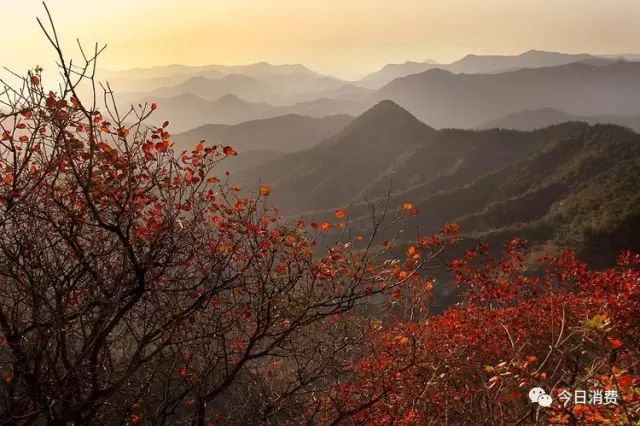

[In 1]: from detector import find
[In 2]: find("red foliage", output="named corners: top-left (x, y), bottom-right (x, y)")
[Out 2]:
top-left (320, 243), bottom-right (640, 425)
top-left (0, 40), bottom-right (637, 424)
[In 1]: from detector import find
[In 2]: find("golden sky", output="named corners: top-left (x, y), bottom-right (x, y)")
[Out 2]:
top-left (2, 0), bottom-right (640, 79)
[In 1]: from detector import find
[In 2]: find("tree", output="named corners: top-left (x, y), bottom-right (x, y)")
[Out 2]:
top-left (0, 6), bottom-right (453, 424)
top-left (321, 242), bottom-right (640, 425)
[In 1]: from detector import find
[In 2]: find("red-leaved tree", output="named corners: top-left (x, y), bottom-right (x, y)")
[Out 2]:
top-left (320, 241), bottom-right (640, 425)
top-left (0, 7), bottom-right (457, 424)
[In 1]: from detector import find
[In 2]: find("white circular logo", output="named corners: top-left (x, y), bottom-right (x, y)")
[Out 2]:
top-left (538, 394), bottom-right (552, 407)
top-left (529, 387), bottom-right (553, 407)
top-left (528, 387), bottom-right (546, 403)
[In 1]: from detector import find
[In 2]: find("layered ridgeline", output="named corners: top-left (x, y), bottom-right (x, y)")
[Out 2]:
top-left (133, 93), bottom-right (366, 132)
top-left (126, 60), bottom-right (640, 132)
top-left (171, 114), bottom-right (353, 173)
top-left (359, 49), bottom-right (612, 89)
top-left (375, 61), bottom-right (640, 129)
top-left (105, 62), bottom-right (345, 97)
top-left (476, 107), bottom-right (640, 132)
top-left (235, 101), bottom-right (640, 267)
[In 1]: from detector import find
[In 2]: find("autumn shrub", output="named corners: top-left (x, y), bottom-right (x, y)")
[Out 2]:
top-left (0, 15), bottom-right (458, 423)
top-left (320, 243), bottom-right (640, 425)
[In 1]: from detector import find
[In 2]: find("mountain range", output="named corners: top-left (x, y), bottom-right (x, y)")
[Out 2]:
top-left (358, 49), bottom-right (619, 88)
top-left (103, 62), bottom-right (332, 91)
top-left (105, 52), bottom-right (640, 269)
top-left (116, 58), bottom-right (640, 132)
top-left (138, 93), bottom-right (367, 132)
top-left (375, 61), bottom-right (640, 129)
top-left (476, 107), bottom-right (640, 132)
top-left (231, 101), bottom-right (640, 268)
top-left (171, 114), bottom-right (353, 173)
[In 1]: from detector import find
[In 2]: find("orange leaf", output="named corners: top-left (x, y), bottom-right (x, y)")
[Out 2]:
top-left (321, 222), bottom-right (331, 232)
top-left (117, 127), bottom-right (129, 138)
top-left (335, 209), bottom-right (346, 219)
top-left (402, 202), bottom-right (414, 210)
top-left (98, 143), bottom-right (112, 153)
top-left (207, 176), bottom-right (219, 184)
top-left (259, 184), bottom-right (272, 196)
top-left (608, 337), bottom-right (623, 349)
top-left (194, 143), bottom-right (204, 153)
top-left (223, 146), bottom-right (238, 156)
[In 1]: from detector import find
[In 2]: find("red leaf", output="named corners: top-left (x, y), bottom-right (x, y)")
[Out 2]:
top-left (608, 337), bottom-right (623, 349)
top-left (117, 127), bottom-right (129, 138)
top-left (223, 146), bottom-right (238, 156)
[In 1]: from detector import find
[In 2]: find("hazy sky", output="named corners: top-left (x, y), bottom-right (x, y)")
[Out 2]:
top-left (2, 0), bottom-right (640, 79)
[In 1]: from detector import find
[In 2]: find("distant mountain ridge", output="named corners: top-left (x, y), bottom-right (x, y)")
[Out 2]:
top-left (375, 61), bottom-right (640, 129)
top-left (107, 62), bottom-right (347, 105)
top-left (137, 93), bottom-right (368, 132)
top-left (476, 107), bottom-right (640, 132)
top-left (233, 101), bottom-right (640, 267)
top-left (104, 62), bottom-right (321, 82)
top-left (133, 60), bottom-right (640, 132)
top-left (171, 114), bottom-right (353, 174)
top-left (359, 49), bottom-right (624, 88)
top-left (172, 113), bottom-right (352, 153)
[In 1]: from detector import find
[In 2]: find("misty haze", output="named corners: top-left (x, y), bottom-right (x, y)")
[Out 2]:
top-left (0, 1), bottom-right (638, 424)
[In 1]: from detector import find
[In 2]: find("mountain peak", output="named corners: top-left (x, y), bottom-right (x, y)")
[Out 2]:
top-left (215, 93), bottom-right (248, 104)
top-left (348, 100), bottom-right (433, 132)
top-left (358, 99), bottom-right (410, 117)
top-left (521, 49), bottom-right (552, 56)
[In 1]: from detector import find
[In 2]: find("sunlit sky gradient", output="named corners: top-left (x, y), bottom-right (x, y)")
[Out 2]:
top-left (2, 0), bottom-right (640, 79)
